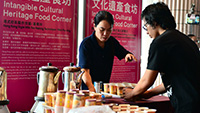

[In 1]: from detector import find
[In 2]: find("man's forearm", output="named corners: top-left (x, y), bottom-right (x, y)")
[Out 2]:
top-left (81, 68), bottom-right (95, 92)
top-left (142, 83), bottom-right (166, 99)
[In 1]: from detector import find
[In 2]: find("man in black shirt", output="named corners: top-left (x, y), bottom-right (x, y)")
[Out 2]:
top-left (123, 2), bottom-right (200, 113)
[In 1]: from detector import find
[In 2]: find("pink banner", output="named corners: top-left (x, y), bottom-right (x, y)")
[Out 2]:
top-left (0, 0), bottom-right (77, 111)
top-left (85, 0), bottom-right (141, 83)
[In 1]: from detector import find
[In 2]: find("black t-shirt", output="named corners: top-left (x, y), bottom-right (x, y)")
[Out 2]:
top-left (79, 32), bottom-right (129, 89)
top-left (147, 29), bottom-right (200, 113)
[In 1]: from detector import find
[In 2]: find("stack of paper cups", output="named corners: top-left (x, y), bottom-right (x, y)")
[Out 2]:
top-left (55, 90), bottom-right (66, 113)
top-left (63, 91), bottom-right (76, 113)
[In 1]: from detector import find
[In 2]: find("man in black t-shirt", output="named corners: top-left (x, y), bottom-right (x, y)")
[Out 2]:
top-left (123, 2), bottom-right (200, 113)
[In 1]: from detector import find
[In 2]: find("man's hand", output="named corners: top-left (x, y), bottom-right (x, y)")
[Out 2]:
top-left (122, 87), bottom-right (141, 101)
top-left (125, 53), bottom-right (137, 62)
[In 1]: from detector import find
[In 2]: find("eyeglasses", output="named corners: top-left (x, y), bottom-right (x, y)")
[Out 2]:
top-left (142, 23), bottom-right (148, 31)
top-left (196, 37), bottom-right (200, 44)
top-left (194, 40), bottom-right (199, 43)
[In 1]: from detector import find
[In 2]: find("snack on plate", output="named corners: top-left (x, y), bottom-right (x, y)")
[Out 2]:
top-left (119, 104), bottom-right (130, 109)
top-left (110, 104), bottom-right (156, 113)
top-left (130, 105), bottom-right (139, 109)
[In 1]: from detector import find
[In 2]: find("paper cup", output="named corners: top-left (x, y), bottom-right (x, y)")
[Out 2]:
top-left (44, 108), bottom-right (52, 113)
top-left (44, 93), bottom-right (53, 106)
top-left (94, 93), bottom-right (102, 99)
top-left (104, 83), bottom-right (110, 93)
top-left (96, 99), bottom-right (102, 105)
top-left (55, 90), bottom-right (66, 106)
top-left (51, 93), bottom-right (57, 107)
top-left (117, 84), bottom-right (125, 96)
top-left (110, 83), bottom-right (117, 94)
top-left (85, 99), bottom-right (96, 107)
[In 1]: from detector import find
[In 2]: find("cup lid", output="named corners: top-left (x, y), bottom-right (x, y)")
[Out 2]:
top-left (80, 90), bottom-right (90, 93)
top-left (75, 93), bottom-right (85, 96)
top-left (57, 90), bottom-right (67, 93)
top-left (39, 63), bottom-right (58, 72)
top-left (67, 91), bottom-right (76, 95)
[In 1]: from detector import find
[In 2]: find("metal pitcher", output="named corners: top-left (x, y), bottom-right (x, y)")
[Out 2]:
top-left (62, 63), bottom-right (84, 91)
top-left (37, 63), bottom-right (61, 98)
top-left (0, 67), bottom-right (7, 101)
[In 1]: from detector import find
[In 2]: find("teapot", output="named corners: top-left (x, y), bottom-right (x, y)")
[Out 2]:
top-left (37, 63), bottom-right (61, 98)
top-left (62, 63), bottom-right (84, 91)
top-left (0, 67), bottom-right (7, 101)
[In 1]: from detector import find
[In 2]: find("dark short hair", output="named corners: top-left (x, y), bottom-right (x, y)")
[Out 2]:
top-left (94, 11), bottom-right (114, 28)
top-left (187, 34), bottom-right (195, 37)
top-left (141, 2), bottom-right (176, 29)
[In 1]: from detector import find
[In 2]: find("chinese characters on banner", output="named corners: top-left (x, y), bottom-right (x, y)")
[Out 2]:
top-left (0, 0), bottom-right (77, 111)
top-left (86, 0), bottom-right (141, 83)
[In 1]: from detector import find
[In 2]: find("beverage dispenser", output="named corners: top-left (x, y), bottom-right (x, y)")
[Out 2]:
top-left (30, 63), bottom-right (61, 113)
top-left (0, 67), bottom-right (10, 113)
top-left (62, 63), bottom-right (84, 91)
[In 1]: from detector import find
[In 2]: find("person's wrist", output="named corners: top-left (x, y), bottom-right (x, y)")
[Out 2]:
top-left (141, 90), bottom-right (151, 99)
top-left (88, 85), bottom-right (95, 91)
top-left (89, 87), bottom-right (95, 92)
